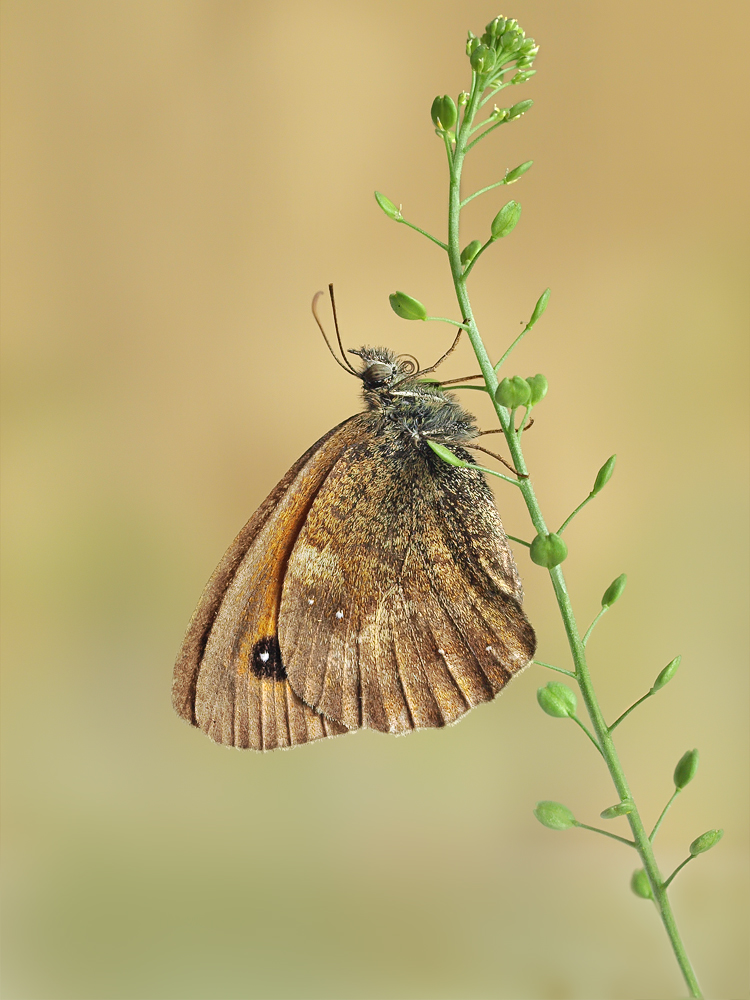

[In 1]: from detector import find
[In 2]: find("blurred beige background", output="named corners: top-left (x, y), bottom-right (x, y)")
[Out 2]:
top-left (2, 2), bottom-right (748, 998)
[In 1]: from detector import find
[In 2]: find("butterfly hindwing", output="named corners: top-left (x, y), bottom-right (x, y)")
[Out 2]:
top-left (172, 417), bottom-right (364, 750)
top-left (279, 430), bottom-right (536, 734)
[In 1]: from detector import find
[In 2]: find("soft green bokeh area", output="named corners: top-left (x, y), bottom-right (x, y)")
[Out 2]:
top-left (2, 2), bottom-right (748, 998)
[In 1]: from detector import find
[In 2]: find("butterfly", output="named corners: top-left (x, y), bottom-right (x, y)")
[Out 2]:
top-left (172, 291), bottom-right (536, 750)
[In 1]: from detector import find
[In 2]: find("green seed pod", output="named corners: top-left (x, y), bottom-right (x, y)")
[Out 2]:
top-left (495, 375), bottom-right (530, 408)
top-left (528, 288), bottom-right (551, 327)
top-left (508, 99), bottom-right (533, 120)
top-left (504, 160), bottom-right (533, 185)
top-left (526, 374), bottom-right (548, 406)
top-left (530, 532), bottom-right (568, 569)
top-left (460, 240), bottom-right (482, 266)
top-left (630, 869), bottom-right (653, 899)
top-left (490, 200), bottom-right (522, 239)
top-left (601, 573), bottom-right (627, 609)
top-left (388, 291), bottom-right (427, 321)
top-left (591, 454), bottom-right (616, 496)
top-left (534, 801), bottom-right (577, 830)
top-left (374, 191), bottom-right (400, 220)
top-left (490, 106), bottom-right (509, 122)
top-left (426, 440), bottom-right (468, 468)
top-left (511, 70), bottom-right (537, 85)
top-left (600, 800), bottom-right (634, 819)
top-left (537, 681), bottom-right (577, 718)
top-left (652, 655), bottom-right (681, 692)
top-left (458, 91), bottom-right (470, 106)
top-left (674, 749), bottom-right (699, 790)
top-left (689, 829), bottom-right (723, 856)
top-left (430, 94), bottom-right (457, 131)
top-left (470, 44), bottom-right (496, 75)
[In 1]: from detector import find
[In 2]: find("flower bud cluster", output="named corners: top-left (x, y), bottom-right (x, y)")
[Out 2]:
top-left (466, 16), bottom-right (539, 83)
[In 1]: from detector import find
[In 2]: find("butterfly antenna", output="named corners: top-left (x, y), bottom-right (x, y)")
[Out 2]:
top-left (418, 327), bottom-right (463, 377)
top-left (328, 284), bottom-right (358, 374)
top-left (311, 290), bottom-right (358, 375)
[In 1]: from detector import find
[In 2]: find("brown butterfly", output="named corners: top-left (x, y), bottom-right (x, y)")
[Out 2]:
top-left (172, 291), bottom-right (536, 750)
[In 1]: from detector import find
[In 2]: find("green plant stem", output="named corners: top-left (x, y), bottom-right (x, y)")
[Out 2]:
top-left (460, 179), bottom-right (507, 208)
top-left (650, 789), bottom-right (680, 842)
top-left (570, 715), bottom-right (605, 756)
top-left (506, 534), bottom-right (531, 548)
top-left (425, 317), bottom-right (472, 329)
top-left (397, 218), bottom-right (448, 251)
top-left (558, 492), bottom-right (595, 534)
top-left (663, 856), bottom-right (694, 890)
top-left (610, 690), bottom-right (654, 732)
top-left (574, 822), bottom-right (636, 847)
top-left (582, 606), bottom-right (608, 646)
top-left (533, 659), bottom-right (576, 678)
top-left (494, 323), bottom-right (533, 371)
top-left (443, 75), bottom-right (703, 1000)
top-left (462, 237), bottom-right (494, 279)
top-left (466, 118), bottom-right (506, 152)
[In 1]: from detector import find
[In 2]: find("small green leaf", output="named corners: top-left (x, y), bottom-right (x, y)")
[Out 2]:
top-left (470, 44), bottom-right (496, 74)
top-left (534, 801), bottom-right (576, 830)
top-left (601, 573), bottom-right (627, 609)
top-left (430, 94), bottom-right (457, 131)
top-left (600, 800), bottom-right (634, 819)
top-left (374, 191), bottom-right (400, 220)
top-left (528, 288), bottom-right (550, 327)
top-left (426, 440), bottom-right (468, 468)
top-left (630, 869), bottom-right (653, 899)
top-left (460, 239), bottom-right (482, 266)
top-left (530, 532), bottom-right (568, 568)
top-left (389, 291), bottom-right (427, 321)
top-left (490, 200), bottom-right (522, 239)
top-left (674, 749), bottom-right (699, 790)
top-left (507, 98), bottom-right (533, 119)
top-left (537, 681), bottom-right (577, 718)
top-left (526, 374), bottom-right (548, 406)
top-left (689, 829), bottom-right (723, 856)
top-left (591, 455), bottom-right (616, 495)
top-left (495, 375), bottom-right (530, 408)
top-left (652, 655), bottom-right (681, 692)
top-left (504, 160), bottom-right (533, 185)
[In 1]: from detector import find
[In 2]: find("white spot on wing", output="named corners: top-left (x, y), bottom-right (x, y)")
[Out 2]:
top-left (438, 649), bottom-right (445, 656)
top-left (308, 598), bottom-right (314, 605)
top-left (486, 645), bottom-right (493, 652)
top-left (335, 610), bottom-right (344, 619)
top-left (259, 651), bottom-right (270, 663)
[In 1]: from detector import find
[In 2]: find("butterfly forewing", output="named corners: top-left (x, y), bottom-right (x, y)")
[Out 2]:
top-left (172, 417), bottom-right (362, 750)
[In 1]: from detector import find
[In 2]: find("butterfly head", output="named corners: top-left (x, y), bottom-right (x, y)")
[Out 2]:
top-left (349, 346), bottom-right (420, 393)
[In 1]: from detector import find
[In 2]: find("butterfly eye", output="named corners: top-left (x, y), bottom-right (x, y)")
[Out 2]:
top-left (363, 362), bottom-right (394, 388)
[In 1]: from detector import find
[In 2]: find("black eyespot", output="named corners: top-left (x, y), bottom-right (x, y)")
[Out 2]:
top-left (251, 636), bottom-right (287, 680)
